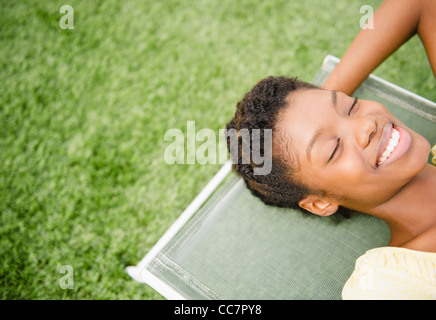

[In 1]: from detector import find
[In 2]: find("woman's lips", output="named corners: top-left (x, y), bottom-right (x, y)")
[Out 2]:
top-left (376, 123), bottom-right (393, 165)
top-left (376, 124), bottom-right (411, 167)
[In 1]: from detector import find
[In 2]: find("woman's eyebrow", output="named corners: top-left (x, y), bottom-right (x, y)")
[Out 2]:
top-left (306, 128), bottom-right (324, 162)
top-left (331, 90), bottom-right (338, 107)
top-left (306, 91), bottom-right (337, 162)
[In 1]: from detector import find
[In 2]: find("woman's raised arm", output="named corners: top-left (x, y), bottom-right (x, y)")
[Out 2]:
top-left (322, 0), bottom-right (436, 95)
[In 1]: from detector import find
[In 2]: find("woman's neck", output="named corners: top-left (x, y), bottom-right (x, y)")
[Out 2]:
top-left (366, 163), bottom-right (436, 251)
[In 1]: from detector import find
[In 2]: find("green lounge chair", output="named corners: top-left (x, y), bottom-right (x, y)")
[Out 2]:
top-left (126, 55), bottom-right (436, 299)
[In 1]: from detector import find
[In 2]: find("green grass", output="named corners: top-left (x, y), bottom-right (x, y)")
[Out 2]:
top-left (1, 0), bottom-right (434, 299)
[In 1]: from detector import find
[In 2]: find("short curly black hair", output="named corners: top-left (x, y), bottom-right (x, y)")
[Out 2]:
top-left (226, 76), bottom-right (318, 210)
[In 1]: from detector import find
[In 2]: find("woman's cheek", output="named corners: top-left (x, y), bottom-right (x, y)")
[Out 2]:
top-left (337, 155), bottom-right (368, 185)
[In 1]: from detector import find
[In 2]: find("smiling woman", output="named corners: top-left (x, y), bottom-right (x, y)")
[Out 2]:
top-left (279, 88), bottom-right (431, 217)
top-left (228, 77), bottom-right (435, 243)
top-left (227, 74), bottom-right (436, 299)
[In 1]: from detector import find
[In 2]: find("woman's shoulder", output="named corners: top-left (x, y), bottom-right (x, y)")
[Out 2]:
top-left (342, 247), bottom-right (436, 299)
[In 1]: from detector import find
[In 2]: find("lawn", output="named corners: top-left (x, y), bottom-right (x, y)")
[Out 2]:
top-left (1, 0), bottom-right (434, 299)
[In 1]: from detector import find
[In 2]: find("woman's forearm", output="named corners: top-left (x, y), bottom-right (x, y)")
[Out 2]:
top-left (322, 0), bottom-right (423, 95)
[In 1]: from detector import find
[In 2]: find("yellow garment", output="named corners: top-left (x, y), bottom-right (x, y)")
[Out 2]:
top-left (432, 144), bottom-right (436, 165)
top-left (343, 145), bottom-right (436, 300)
top-left (342, 247), bottom-right (436, 299)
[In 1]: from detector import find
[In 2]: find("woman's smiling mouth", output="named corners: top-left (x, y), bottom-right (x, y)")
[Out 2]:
top-left (377, 126), bottom-right (399, 165)
top-left (376, 123), bottom-right (412, 167)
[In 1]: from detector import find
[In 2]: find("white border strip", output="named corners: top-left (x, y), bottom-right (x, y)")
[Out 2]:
top-left (126, 161), bottom-right (233, 298)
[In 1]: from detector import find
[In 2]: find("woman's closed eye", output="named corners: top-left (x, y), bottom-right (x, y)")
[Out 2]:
top-left (328, 97), bottom-right (358, 162)
top-left (328, 138), bottom-right (341, 163)
top-left (348, 97), bottom-right (358, 116)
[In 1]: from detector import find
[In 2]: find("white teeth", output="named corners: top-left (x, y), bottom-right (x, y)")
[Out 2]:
top-left (377, 128), bottom-right (400, 166)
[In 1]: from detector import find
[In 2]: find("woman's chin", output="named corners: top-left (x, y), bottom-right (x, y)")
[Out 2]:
top-left (400, 129), bottom-right (430, 175)
top-left (413, 134), bottom-right (431, 170)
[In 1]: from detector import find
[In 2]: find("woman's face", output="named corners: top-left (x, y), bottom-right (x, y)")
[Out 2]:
top-left (279, 89), bottom-right (430, 213)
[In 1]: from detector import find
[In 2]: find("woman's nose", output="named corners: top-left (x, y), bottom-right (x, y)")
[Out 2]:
top-left (353, 116), bottom-right (377, 148)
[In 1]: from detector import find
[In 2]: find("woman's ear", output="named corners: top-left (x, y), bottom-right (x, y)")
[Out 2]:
top-left (298, 195), bottom-right (339, 216)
